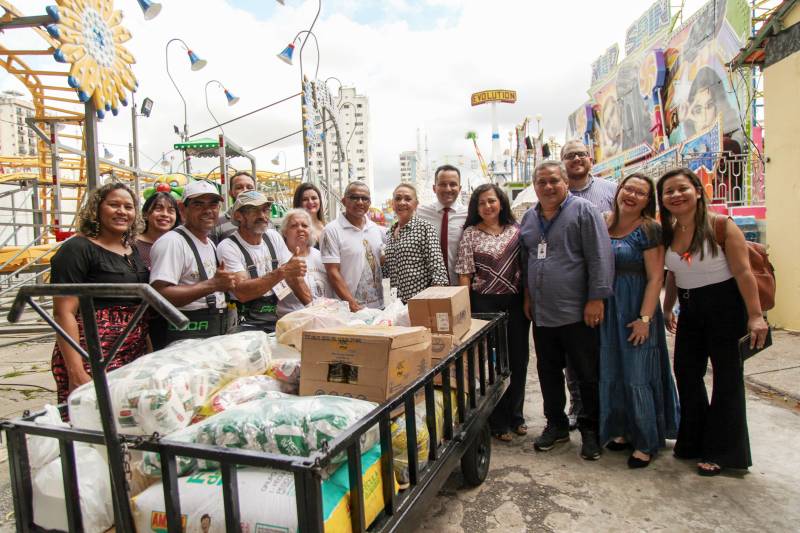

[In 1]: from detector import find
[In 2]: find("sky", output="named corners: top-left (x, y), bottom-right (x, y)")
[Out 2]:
top-left (0, 0), bottom-right (708, 202)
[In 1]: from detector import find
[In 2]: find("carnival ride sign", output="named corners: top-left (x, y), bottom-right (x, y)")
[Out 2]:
top-left (471, 90), bottom-right (517, 107)
top-left (591, 44), bottom-right (620, 86)
top-left (625, 0), bottom-right (671, 55)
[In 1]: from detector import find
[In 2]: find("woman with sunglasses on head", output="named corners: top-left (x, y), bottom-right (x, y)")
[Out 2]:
top-left (599, 173), bottom-right (679, 469)
top-left (293, 183), bottom-right (326, 245)
top-left (50, 183), bottom-right (149, 406)
top-left (456, 183), bottom-right (529, 442)
top-left (659, 167), bottom-right (768, 477)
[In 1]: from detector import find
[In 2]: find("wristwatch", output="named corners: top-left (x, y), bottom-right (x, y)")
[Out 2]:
top-left (639, 315), bottom-right (651, 324)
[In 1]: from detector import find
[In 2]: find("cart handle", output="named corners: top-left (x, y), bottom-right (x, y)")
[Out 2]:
top-left (7, 283), bottom-right (189, 330)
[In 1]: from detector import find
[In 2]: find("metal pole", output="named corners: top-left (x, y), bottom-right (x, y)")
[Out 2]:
top-left (84, 101), bottom-right (100, 191)
top-left (10, 192), bottom-right (17, 246)
top-left (219, 134), bottom-right (228, 210)
top-left (49, 123), bottom-right (63, 232)
top-left (77, 296), bottom-right (136, 533)
top-left (130, 93), bottom-right (141, 198)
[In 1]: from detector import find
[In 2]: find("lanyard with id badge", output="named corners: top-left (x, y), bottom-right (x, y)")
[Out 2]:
top-left (535, 196), bottom-right (572, 259)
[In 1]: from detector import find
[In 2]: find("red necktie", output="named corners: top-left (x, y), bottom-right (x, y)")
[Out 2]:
top-left (440, 207), bottom-right (450, 271)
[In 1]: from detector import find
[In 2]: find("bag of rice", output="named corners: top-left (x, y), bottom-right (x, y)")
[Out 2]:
top-left (141, 395), bottom-right (379, 477)
top-left (195, 375), bottom-right (285, 420)
top-left (68, 331), bottom-right (270, 436)
top-left (132, 445), bottom-right (393, 533)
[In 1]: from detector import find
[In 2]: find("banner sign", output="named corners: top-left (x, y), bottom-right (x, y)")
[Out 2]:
top-left (471, 90), bottom-right (517, 106)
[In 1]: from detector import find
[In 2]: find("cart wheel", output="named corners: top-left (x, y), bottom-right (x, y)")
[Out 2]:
top-left (461, 423), bottom-right (491, 486)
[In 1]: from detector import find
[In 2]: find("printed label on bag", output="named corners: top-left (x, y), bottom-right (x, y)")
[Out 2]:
top-left (436, 312), bottom-right (450, 332)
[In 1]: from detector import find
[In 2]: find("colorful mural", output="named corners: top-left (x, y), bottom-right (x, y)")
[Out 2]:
top-left (567, 0), bottom-right (751, 169)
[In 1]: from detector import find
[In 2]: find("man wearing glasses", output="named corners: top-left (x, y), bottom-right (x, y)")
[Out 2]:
top-left (150, 180), bottom-right (238, 345)
top-left (561, 140), bottom-right (617, 213)
top-left (321, 181), bottom-right (384, 311)
top-left (560, 139), bottom-right (618, 430)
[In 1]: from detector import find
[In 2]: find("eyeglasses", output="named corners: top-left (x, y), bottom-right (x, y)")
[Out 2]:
top-left (347, 195), bottom-right (371, 203)
top-left (562, 151), bottom-right (589, 160)
top-left (621, 185), bottom-right (649, 199)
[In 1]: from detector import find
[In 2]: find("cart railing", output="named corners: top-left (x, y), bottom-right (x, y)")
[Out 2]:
top-left (2, 283), bottom-right (509, 533)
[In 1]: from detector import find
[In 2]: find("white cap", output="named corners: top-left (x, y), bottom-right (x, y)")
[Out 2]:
top-left (182, 180), bottom-right (222, 202)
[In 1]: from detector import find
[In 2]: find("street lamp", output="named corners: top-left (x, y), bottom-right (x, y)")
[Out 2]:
top-left (276, 30), bottom-right (320, 81)
top-left (271, 151), bottom-right (287, 174)
top-left (137, 0), bottom-right (162, 20)
top-left (166, 38), bottom-right (207, 174)
top-left (130, 93), bottom-right (154, 197)
top-left (204, 80), bottom-right (240, 135)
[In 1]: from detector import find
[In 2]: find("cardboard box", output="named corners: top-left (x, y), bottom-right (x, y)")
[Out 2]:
top-left (299, 325), bottom-right (431, 403)
top-left (431, 319), bottom-right (489, 387)
top-left (408, 286), bottom-right (471, 340)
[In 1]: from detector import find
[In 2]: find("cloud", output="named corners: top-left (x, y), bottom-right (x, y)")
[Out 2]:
top-left (0, 0), bottom-right (710, 202)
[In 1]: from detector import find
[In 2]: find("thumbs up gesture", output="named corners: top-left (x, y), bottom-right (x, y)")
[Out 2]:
top-left (281, 247), bottom-right (308, 279)
top-left (212, 261), bottom-right (238, 292)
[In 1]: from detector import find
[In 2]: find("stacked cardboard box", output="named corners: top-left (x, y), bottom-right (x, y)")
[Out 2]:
top-left (299, 326), bottom-right (432, 403)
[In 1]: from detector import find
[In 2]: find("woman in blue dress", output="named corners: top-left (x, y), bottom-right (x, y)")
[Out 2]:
top-left (600, 173), bottom-right (679, 468)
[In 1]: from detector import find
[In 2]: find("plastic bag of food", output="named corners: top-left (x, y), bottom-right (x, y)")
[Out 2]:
top-left (32, 445), bottom-right (113, 533)
top-left (391, 390), bottom-right (455, 485)
top-left (195, 375), bottom-right (285, 420)
top-left (68, 331), bottom-right (270, 436)
top-left (373, 299), bottom-right (410, 327)
top-left (141, 394), bottom-right (379, 477)
top-left (266, 333), bottom-right (301, 359)
top-left (264, 358), bottom-right (302, 393)
top-left (275, 299), bottom-right (353, 350)
top-left (133, 445), bottom-right (392, 533)
top-left (28, 404), bottom-right (68, 470)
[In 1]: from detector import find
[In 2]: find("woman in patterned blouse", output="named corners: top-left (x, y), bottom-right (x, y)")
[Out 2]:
top-left (383, 184), bottom-right (449, 303)
top-left (456, 183), bottom-right (530, 442)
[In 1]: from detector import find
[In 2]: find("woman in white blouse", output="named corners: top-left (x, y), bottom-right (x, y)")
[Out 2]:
top-left (278, 208), bottom-right (332, 316)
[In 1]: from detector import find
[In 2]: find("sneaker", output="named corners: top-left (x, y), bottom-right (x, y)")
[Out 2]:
top-left (533, 424), bottom-right (570, 451)
top-left (580, 429), bottom-right (601, 460)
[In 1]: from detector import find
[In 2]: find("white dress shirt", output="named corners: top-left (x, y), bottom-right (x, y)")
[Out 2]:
top-left (418, 199), bottom-right (468, 285)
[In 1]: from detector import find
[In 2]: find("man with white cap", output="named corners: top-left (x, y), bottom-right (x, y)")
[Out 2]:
top-left (150, 180), bottom-right (237, 345)
top-left (217, 190), bottom-right (309, 332)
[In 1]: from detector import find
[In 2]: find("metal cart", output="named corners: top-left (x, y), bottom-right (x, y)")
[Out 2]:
top-left (2, 283), bottom-right (510, 532)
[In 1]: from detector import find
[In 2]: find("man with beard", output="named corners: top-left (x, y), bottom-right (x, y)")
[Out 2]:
top-left (211, 171), bottom-right (258, 244)
top-left (321, 181), bottom-right (385, 311)
top-left (150, 180), bottom-right (237, 344)
top-left (216, 190), bottom-right (308, 333)
top-left (559, 140), bottom-right (618, 429)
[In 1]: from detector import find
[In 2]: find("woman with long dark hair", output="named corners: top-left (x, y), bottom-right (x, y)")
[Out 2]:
top-left (599, 173), bottom-right (679, 468)
top-left (50, 182), bottom-right (149, 405)
top-left (659, 167), bottom-right (768, 476)
top-left (456, 183), bottom-right (529, 441)
top-left (293, 183), bottom-right (326, 243)
top-left (136, 192), bottom-right (180, 268)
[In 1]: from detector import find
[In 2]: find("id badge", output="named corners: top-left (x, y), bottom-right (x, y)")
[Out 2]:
top-left (537, 242), bottom-right (547, 259)
top-left (273, 280), bottom-right (293, 301)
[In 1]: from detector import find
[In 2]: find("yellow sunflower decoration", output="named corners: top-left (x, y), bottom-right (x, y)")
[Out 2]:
top-left (46, 0), bottom-right (137, 119)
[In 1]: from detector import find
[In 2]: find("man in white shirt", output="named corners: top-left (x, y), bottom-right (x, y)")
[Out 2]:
top-left (216, 191), bottom-right (308, 332)
top-left (150, 180), bottom-right (238, 345)
top-left (321, 181), bottom-right (384, 311)
top-left (417, 164), bottom-right (468, 285)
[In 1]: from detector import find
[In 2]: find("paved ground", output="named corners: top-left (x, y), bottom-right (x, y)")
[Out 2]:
top-left (0, 330), bottom-right (798, 531)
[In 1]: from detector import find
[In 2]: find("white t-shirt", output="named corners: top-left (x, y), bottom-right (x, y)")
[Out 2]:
top-left (277, 247), bottom-right (332, 317)
top-left (216, 230), bottom-right (291, 299)
top-left (149, 227), bottom-right (225, 311)
top-left (320, 213), bottom-right (385, 309)
top-left (417, 199), bottom-right (468, 285)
